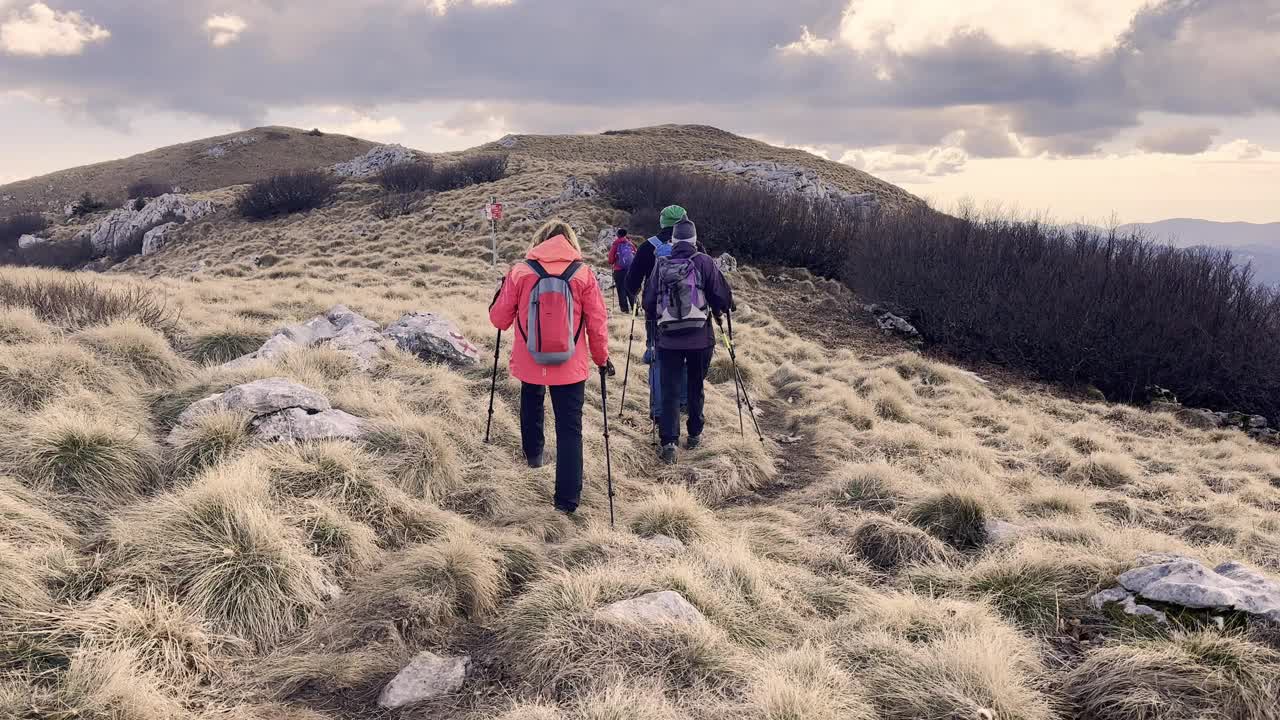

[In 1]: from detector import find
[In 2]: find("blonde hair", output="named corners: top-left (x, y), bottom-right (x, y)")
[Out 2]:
top-left (529, 219), bottom-right (580, 252)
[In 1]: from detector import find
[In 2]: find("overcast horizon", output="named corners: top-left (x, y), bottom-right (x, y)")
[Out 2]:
top-left (2, 0), bottom-right (1277, 224)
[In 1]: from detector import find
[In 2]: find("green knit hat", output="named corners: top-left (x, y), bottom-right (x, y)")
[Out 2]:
top-left (659, 205), bottom-right (687, 229)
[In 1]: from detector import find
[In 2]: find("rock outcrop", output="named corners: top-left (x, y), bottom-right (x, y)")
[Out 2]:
top-left (205, 135), bottom-right (259, 159)
top-left (715, 253), bottom-right (738, 273)
top-left (224, 305), bottom-right (395, 371)
top-left (17, 234), bottom-right (46, 250)
top-left (382, 313), bottom-right (481, 367)
top-left (170, 378), bottom-right (365, 445)
top-left (87, 194), bottom-right (215, 257)
top-left (378, 652), bottom-right (470, 709)
top-left (703, 160), bottom-right (881, 216)
top-left (596, 591), bottom-right (706, 625)
top-left (333, 144), bottom-right (416, 179)
top-left (141, 222), bottom-right (179, 256)
top-left (595, 269), bottom-right (615, 291)
top-left (1091, 555), bottom-right (1280, 624)
top-left (866, 304), bottom-right (920, 339)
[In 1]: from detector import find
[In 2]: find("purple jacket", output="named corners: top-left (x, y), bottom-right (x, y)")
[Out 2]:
top-left (643, 241), bottom-right (734, 351)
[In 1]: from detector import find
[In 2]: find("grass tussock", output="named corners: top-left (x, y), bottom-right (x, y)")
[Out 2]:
top-left (828, 461), bottom-right (911, 512)
top-left (110, 459), bottom-right (331, 647)
top-left (1066, 452), bottom-right (1142, 488)
top-left (0, 343), bottom-right (125, 410)
top-left (1062, 631), bottom-right (1280, 720)
top-left (0, 268), bottom-right (178, 334)
top-left (849, 516), bottom-right (951, 572)
top-left (74, 321), bottom-right (189, 385)
top-left (0, 476), bottom-right (76, 549)
top-left (166, 410), bottom-right (252, 478)
top-left (0, 306), bottom-right (54, 344)
top-left (362, 413), bottom-right (463, 500)
top-left (10, 408), bottom-right (160, 500)
top-left (905, 489), bottom-right (992, 550)
top-left (185, 320), bottom-right (269, 365)
top-left (629, 486), bottom-right (717, 544)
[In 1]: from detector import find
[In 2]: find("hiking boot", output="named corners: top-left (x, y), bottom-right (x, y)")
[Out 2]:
top-left (686, 435), bottom-right (702, 450)
top-left (527, 452), bottom-right (544, 469)
top-left (659, 443), bottom-right (677, 465)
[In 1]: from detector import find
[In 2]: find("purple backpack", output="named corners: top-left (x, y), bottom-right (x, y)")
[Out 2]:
top-left (654, 254), bottom-right (710, 332)
top-left (615, 240), bottom-right (635, 270)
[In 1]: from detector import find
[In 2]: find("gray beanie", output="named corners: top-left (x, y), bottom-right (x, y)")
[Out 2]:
top-left (672, 218), bottom-right (697, 244)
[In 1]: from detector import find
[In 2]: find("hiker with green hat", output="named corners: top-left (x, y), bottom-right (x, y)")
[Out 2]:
top-left (624, 205), bottom-right (689, 430)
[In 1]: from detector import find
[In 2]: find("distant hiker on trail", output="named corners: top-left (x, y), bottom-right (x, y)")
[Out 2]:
top-left (489, 220), bottom-right (613, 514)
top-left (644, 218), bottom-right (733, 464)
top-left (607, 227), bottom-right (637, 314)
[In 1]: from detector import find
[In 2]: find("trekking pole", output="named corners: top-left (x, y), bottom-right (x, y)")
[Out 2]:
top-left (484, 279), bottom-right (505, 445)
top-left (716, 316), bottom-right (744, 437)
top-left (618, 304), bottom-right (639, 417)
top-left (599, 365), bottom-right (617, 528)
top-left (723, 312), bottom-right (765, 443)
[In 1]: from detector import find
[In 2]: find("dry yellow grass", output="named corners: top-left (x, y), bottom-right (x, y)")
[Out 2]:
top-left (1, 126), bottom-right (1279, 720)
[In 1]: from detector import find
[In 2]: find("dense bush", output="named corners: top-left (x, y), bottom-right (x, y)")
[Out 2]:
top-left (377, 155), bottom-right (507, 195)
top-left (377, 162), bottom-right (435, 193)
top-left (69, 192), bottom-right (107, 217)
top-left (237, 170), bottom-right (337, 220)
top-left (600, 166), bottom-right (1280, 418)
top-left (126, 178), bottom-right (172, 200)
top-left (1, 213), bottom-right (49, 257)
top-left (17, 237), bottom-right (95, 270)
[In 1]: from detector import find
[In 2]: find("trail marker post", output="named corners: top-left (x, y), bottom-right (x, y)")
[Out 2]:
top-left (486, 197), bottom-right (503, 270)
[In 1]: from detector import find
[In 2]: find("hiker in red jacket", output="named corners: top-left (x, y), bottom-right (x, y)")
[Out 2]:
top-left (607, 228), bottom-right (637, 314)
top-left (490, 219), bottom-right (613, 514)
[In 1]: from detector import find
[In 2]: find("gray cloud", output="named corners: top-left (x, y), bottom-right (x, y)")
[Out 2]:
top-left (1137, 126), bottom-right (1219, 154)
top-left (0, 0), bottom-right (1276, 158)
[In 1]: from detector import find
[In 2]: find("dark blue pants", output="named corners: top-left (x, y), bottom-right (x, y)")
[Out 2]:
top-left (658, 347), bottom-right (713, 446)
top-left (612, 270), bottom-right (633, 314)
top-left (520, 381), bottom-right (585, 511)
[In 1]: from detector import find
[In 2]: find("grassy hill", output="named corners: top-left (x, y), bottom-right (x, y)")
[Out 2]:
top-left (0, 127), bottom-right (377, 216)
top-left (1, 126), bottom-right (1279, 720)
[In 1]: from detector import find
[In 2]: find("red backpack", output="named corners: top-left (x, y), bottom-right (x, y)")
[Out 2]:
top-left (519, 260), bottom-right (583, 366)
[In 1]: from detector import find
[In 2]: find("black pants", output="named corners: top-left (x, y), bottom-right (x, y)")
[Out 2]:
top-left (612, 270), bottom-right (633, 314)
top-left (520, 381), bottom-right (585, 511)
top-left (658, 347), bottom-right (713, 446)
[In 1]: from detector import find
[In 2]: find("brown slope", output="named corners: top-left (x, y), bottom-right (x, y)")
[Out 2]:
top-left (481, 124), bottom-right (923, 211)
top-left (0, 126), bottom-right (377, 216)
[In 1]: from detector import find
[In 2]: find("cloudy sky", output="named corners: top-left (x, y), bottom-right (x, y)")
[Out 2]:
top-left (1, 0), bottom-right (1277, 223)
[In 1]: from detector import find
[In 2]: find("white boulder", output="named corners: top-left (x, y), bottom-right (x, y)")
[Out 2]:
top-left (141, 222), bottom-right (179, 256)
top-left (252, 408), bottom-right (365, 443)
top-left (223, 305), bottom-right (392, 371)
top-left (595, 269), bottom-right (615, 292)
top-left (382, 312), bottom-right (480, 367)
top-left (596, 590), bottom-right (706, 625)
top-left (17, 234), bottom-right (47, 250)
top-left (378, 652), bottom-right (469, 709)
top-left (715, 253), bottom-right (738, 273)
top-left (333, 144), bottom-right (416, 179)
top-left (1092, 555), bottom-right (1280, 624)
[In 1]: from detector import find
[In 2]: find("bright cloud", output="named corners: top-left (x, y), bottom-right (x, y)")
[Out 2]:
top-left (0, 2), bottom-right (109, 57)
top-left (838, 0), bottom-right (1150, 55)
top-left (335, 114), bottom-right (405, 138)
top-left (843, 144), bottom-right (970, 179)
top-left (778, 26), bottom-right (833, 56)
top-left (205, 14), bottom-right (246, 48)
top-left (425, 0), bottom-right (514, 16)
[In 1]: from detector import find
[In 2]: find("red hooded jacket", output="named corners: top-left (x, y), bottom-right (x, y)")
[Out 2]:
top-left (489, 235), bottom-right (610, 385)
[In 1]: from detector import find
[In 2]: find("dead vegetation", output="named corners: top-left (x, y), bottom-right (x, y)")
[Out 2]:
top-left (0, 126), bottom-right (1279, 720)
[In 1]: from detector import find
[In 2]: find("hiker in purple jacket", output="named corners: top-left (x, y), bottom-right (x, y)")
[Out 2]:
top-left (643, 218), bottom-right (734, 464)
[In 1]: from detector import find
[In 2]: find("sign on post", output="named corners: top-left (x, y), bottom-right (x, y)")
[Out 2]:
top-left (486, 197), bottom-right (503, 270)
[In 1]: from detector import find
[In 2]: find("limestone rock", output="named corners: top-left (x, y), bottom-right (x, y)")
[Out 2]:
top-left (252, 408), bottom-right (365, 443)
top-left (702, 159), bottom-right (881, 214)
top-left (596, 590), bottom-right (706, 625)
top-left (1090, 586), bottom-right (1169, 624)
top-left (378, 652), bottom-right (470, 709)
top-left (715, 253), bottom-right (738, 273)
top-left (984, 518), bottom-right (1024, 545)
top-left (595, 269), bottom-right (615, 291)
top-left (382, 312), bottom-right (480, 367)
top-left (596, 228), bottom-right (616, 254)
top-left (224, 305), bottom-right (390, 370)
top-left (214, 377), bottom-right (331, 419)
top-left (647, 535), bottom-right (686, 553)
top-left (205, 135), bottom-right (259, 159)
top-left (87, 193), bottom-right (215, 257)
top-left (1102, 555), bottom-right (1280, 623)
top-left (1174, 408), bottom-right (1219, 429)
top-left (333, 144), bottom-right (416, 178)
top-left (141, 222), bottom-right (179, 256)
top-left (17, 234), bottom-right (46, 250)
top-left (867, 304), bottom-right (920, 338)
top-left (497, 134), bottom-right (519, 148)
top-left (559, 175), bottom-right (596, 201)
